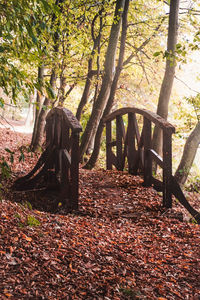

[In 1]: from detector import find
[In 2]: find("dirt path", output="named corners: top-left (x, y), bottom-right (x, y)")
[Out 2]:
top-left (0, 117), bottom-right (33, 133)
top-left (0, 128), bottom-right (199, 299)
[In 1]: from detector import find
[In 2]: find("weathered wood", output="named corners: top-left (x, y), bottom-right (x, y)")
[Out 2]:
top-left (13, 107), bottom-right (82, 211)
top-left (133, 113), bottom-right (141, 145)
top-left (46, 107), bottom-right (82, 133)
top-left (104, 107), bottom-right (175, 133)
top-left (61, 150), bottom-right (70, 203)
top-left (127, 113), bottom-right (136, 174)
top-left (163, 130), bottom-right (173, 208)
top-left (104, 107), bottom-right (199, 223)
top-left (143, 117), bottom-right (152, 187)
top-left (171, 176), bottom-right (200, 224)
top-left (150, 149), bottom-right (163, 168)
top-left (151, 176), bottom-right (163, 192)
top-left (70, 132), bottom-right (80, 210)
top-left (106, 121), bottom-right (112, 170)
top-left (116, 115), bottom-right (124, 170)
top-left (131, 129), bottom-right (144, 174)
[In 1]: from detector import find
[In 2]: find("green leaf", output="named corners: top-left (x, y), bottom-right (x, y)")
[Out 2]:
top-left (176, 43), bottom-right (182, 49)
top-left (0, 97), bottom-right (4, 108)
top-left (5, 148), bottom-right (14, 155)
top-left (27, 215), bottom-right (40, 227)
top-left (46, 85), bottom-right (55, 99)
top-left (153, 51), bottom-right (161, 57)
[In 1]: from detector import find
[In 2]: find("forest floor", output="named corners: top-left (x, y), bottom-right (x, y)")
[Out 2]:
top-left (0, 127), bottom-right (199, 300)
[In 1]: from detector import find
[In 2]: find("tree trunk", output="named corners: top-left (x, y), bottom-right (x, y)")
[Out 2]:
top-left (76, 10), bottom-right (103, 121)
top-left (84, 0), bottom-right (130, 169)
top-left (24, 93), bottom-right (34, 128)
top-left (31, 65), bottom-right (44, 148)
top-left (80, 0), bottom-right (125, 159)
top-left (174, 122), bottom-right (200, 186)
top-left (31, 70), bottom-right (56, 151)
top-left (152, 0), bottom-right (180, 156)
top-left (76, 65), bottom-right (95, 121)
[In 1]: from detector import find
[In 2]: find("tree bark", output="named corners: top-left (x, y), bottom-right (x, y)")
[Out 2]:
top-left (31, 70), bottom-right (56, 151)
top-left (24, 93), bottom-right (34, 128)
top-left (31, 0), bottom-right (62, 150)
top-left (152, 0), bottom-right (180, 156)
top-left (30, 65), bottom-right (45, 148)
top-left (84, 0), bottom-right (130, 169)
top-left (80, 0), bottom-right (125, 159)
top-left (76, 10), bottom-right (103, 121)
top-left (174, 122), bottom-right (200, 186)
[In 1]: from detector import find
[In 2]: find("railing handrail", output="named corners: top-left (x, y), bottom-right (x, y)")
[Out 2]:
top-left (46, 107), bottom-right (82, 133)
top-left (104, 107), bottom-right (175, 133)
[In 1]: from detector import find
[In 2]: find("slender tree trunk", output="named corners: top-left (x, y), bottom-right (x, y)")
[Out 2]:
top-left (31, 0), bottom-right (62, 150)
top-left (58, 83), bottom-right (76, 107)
top-left (80, 0), bottom-right (125, 159)
top-left (174, 122), bottom-right (200, 186)
top-left (84, 0), bottom-right (130, 169)
top-left (76, 64), bottom-right (95, 121)
top-left (31, 70), bottom-right (56, 151)
top-left (24, 93), bottom-right (34, 128)
top-left (31, 65), bottom-right (45, 148)
top-left (76, 10), bottom-right (103, 121)
top-left (152, 0), bottom-right (180, 156)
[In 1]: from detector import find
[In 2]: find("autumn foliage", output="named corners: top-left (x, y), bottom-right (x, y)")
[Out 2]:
top-left (0, 129), bottom-right (199, 299)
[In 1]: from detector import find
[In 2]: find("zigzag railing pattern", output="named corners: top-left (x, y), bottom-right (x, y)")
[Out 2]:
top-left (13, 107), bottom-right (82, 210)
top-left (104, 107), bottom-right (200, 224)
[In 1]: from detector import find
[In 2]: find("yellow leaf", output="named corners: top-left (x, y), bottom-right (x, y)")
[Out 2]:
top-left (22, 234), bottom-right (32, 242)
top-left (4, 293), bottom-right (12, 298)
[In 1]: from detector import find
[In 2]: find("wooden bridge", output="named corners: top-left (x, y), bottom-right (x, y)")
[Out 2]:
top-left (13, 106), bottom-right (200, 223)
top-left (13, 107), bottom-right (82, 210)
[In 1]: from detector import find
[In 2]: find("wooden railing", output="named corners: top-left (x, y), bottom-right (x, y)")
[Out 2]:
top-left (13, 107), bottom-right (82, 210)
top-left (104, 108), bottom-right (171, 205)
top-left (104, 107), bottom-right (200, 223)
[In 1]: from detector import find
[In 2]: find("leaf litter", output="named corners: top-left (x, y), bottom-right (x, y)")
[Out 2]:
top-left (0, 128), bottom-right (199, 299)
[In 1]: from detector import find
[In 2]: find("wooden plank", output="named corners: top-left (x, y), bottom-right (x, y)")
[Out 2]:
top-left (171, 176), bottom-right (200, 224)
top-left (150, 149), bottom-right (163, 168)
top-left (63, 149), bottom-right (71, 166)
top-left (51, 115), bottom-right (56, 146)
top-left (163, 130), bottom-right (172, 208)
top-left (45, 118), bottom-right (52, 147)
top-left (13, 147), bottom-right (50, 187)
top-left (143, 117), bottom-right (152, 187)
top-left (70, 132), bottom-right (80, 210)
top-left (110, 151), bottom-right (117, 169)
top-left (151, 176), bottom-right (163, 192)
top-left (46, 107), bottom-right (82, 132)
top-left (104, 107), bottom-right (175, 133)
top-left (116, 115), bottom-right (124, 170)
top-left (133, 113), bottom-right (140, 145)
top-left (131, 129), bottom-right (144, 174)
top-left (57, 114), bottom-right (62, 148)
top-left (122, 129), bottom-right (128, 169)
top-left (53, 113), bottom-right (61, 147)
top-left (127, 113), bottom-right (136, 174)
top-left (106, 121), bottom-right (113, 170)
top-left (61, 150), bottom-right (70, 204)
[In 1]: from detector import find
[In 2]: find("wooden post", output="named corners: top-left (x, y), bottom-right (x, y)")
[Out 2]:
top-left (116, 115), bottom-right (123, 170)
top-left (61, 150), bottom-right (70, 205)
top-left (143, 116), bottom-right (152, 187)
top-left (163, 130), bottom-right (172, 208)
top-left (127, 113), bottom-right (136, 174)
top-left (106, 121), bottom-right (112, 170)
top-left (70, 132), bottom-right (80, 210)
